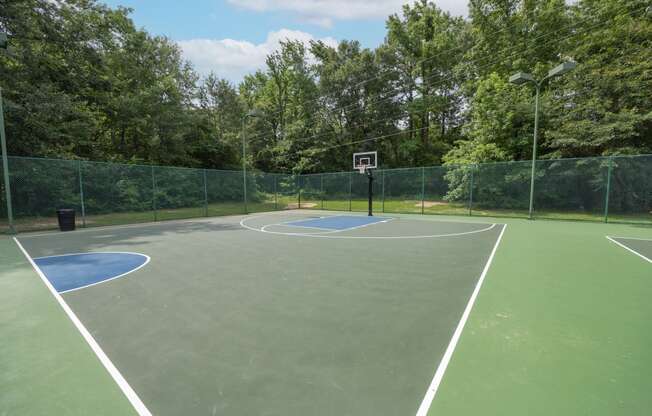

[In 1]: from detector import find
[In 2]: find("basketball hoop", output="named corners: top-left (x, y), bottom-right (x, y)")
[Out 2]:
top-left (353, 151), bottom-right (377, 173)
top-left (352, 151), bottom-right (378, 217)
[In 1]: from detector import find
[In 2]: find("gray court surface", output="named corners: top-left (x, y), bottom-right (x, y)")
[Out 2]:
top-left (16, 211), bottom-right (505, 416)
top-left (610, 237), bottom-right (652, 263)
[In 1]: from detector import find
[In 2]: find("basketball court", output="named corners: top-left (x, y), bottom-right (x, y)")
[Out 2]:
top-left (13, 211), bottom-right (505, 416)
top-left (2, 151), bottom-right (650, 416)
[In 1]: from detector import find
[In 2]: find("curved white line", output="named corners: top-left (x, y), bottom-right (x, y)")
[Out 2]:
top-left (33, 252), bottom-right (151, 294)
top-left (241, 215), bottom-right (497, 239)
top-left (35, 251), bottom-right (148, 260)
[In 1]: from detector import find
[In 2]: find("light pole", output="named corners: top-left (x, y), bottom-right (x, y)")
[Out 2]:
top-left (241, 109), bottom-right (263, 214)
top-left (509, 61), bottom-right (576, 219)
top-left (0, 32), bottom-right (15, 234)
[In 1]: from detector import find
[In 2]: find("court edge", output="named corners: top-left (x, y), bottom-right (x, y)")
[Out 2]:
top-left (12, 237), bottom-right (153, 416)
top-left (416, 224), bottom-right (508, 416)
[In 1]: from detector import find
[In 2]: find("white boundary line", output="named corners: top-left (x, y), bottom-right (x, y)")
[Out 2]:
top-left (33, 252), bottom-right (151, 294)
top-left (13, 238), bottom-right (152, 416)
top-left (415, 224), bottom-right (507, 416)
top-left (241, 215), bottom-right (497, 239)
top-left (606, 236), bottom-right (652, 264)
top-left (608, 236), bottom-right (652, 241)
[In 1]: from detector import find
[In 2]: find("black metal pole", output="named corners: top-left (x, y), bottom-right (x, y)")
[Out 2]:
top-left (367, 169), bottom-right (374, 216)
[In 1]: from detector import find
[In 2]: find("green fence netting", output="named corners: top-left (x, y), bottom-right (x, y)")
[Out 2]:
top-left (321, 172), bottom-right (351, 211)
top-left (5, 157), bottom-right (82, 232)
top-left (381, 168), bottom-right (422, 214)
top-left (472, 161), bottom-right (531, 217)
top-left (533, 157), bottom-right (609, 221)
top-left (608, 155), bottom-right (652, 223)
top-left (81, 161), bottom-right (155, 226)
top-left (299, 173), bottom-right (324, 210)
top-left (1, 154), bottom-right (651, 233)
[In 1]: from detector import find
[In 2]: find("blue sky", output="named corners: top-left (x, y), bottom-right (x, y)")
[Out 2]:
top-left (102, 0), bottom-right (468, 82)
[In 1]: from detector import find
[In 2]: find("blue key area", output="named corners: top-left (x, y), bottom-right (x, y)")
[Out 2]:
top-left (285, 215), bottom-right (389, 231)
top-left (34, 252), bottom-right (149, 293)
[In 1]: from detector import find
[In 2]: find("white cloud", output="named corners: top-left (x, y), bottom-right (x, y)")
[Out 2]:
top-left (178, 29), bottom-right (338, 83)
top-left (226, 0), bottom-right (468, 23)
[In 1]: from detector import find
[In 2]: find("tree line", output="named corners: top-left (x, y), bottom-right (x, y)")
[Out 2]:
top-left (1, 0), bottom-right (650, 174)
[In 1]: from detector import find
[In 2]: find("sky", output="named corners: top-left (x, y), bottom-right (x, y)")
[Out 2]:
top-left (102, 0), bottom-right (469, 83)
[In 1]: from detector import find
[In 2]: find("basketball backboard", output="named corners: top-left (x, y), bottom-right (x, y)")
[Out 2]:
top-left (353, 151), bottom-right (377, 173)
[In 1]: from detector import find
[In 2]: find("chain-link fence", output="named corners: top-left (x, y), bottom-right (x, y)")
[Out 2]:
top-left (0, 157), bottom-right (299, 233)
top-left (1, 154), bottom-right (651, 233)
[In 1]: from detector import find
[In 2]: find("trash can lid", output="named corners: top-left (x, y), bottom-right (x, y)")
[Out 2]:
top-left (57, 209), bottom-right (76, 213)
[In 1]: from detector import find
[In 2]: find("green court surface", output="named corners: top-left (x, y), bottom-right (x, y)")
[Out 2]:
top-left (2, 211), bottom-right (651, 415)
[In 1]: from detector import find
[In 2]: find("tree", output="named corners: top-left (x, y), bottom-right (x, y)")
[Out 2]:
top-left (544, 0), bottom-right (652, 157)
top-left (385, 0), bottom-right (470, 165)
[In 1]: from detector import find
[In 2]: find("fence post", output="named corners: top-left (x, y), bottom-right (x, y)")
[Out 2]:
top-left (297, 175), bottom-right (301, 209)
top-left (381, 169), bottom-right (385, 213)
top-left (151, 165), bottom-right (157, 221)
top-left (348, 172), bottom-right (352, 211)
top-left (274, 174), bottom-right (278, 210)
top-left (203, 169), bottom-right (208, 217)
top-left (604, 156), bottom-right (613, 223)
top-left (78, 161), bottom-right (86, 227)
top-left (421, 167), bottom-right (425, 215)
top-left (320, 174), bottom-right (324, 210)
top-left (0, 88), bottom-right (15, 234)
top-left (468, 165), bottom-right (475, 216)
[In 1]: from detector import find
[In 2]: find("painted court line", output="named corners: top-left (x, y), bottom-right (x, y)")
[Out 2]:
top-left (304, 209), bottom-right (497, 226)
top-left (13, 238), bottom-right (153, 416)
top-left (415, 224), bottom-right (507, 416)
top-left (606, 236), bottom-right (652, 264)
top-left (261, 223), bottom-right (339, 234)
top-left (241, 215), bottom-right (496, 239)
top-left (32, 252), bottom-right (152, 294)
top-left (608, 236), bottom-right (652, 241)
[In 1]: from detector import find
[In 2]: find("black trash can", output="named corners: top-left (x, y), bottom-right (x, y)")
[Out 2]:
top-left (56, 209), bottom-right (76, 232)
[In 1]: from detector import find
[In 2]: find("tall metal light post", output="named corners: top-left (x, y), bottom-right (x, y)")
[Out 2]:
top-left (0, 32), bottom-right (15, 234)
top-left (509, 61), bottom-right (576, 219)
top-left (241, 109), bottom-right (263, 214)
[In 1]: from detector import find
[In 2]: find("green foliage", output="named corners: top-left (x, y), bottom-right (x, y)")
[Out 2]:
top-left (544, 0), bottom-right (652, 157)
top-left (0, 0), bottom-right (650, 176)
top-left (385, 0), bottom-right (470, 165)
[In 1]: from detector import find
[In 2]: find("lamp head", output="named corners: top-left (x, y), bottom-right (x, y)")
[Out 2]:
top-left (509, 72), bottom-right (535, 85)
top-left (548, 61), bottom-right (576, 78)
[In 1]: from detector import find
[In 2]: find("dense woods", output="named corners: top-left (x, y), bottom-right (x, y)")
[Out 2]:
top-left (1, 0), bottom-right (650, 174)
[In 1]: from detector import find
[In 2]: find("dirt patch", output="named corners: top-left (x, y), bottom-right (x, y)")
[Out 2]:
top-left (415, 201), bottom-right (448, 208)
top-left (286, 202), bottom-right (318, 209)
